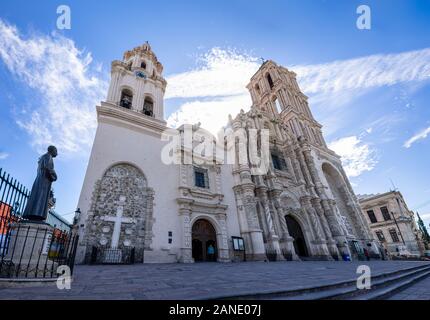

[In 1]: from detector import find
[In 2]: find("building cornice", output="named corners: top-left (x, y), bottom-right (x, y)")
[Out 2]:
top-left (97, 102), bottom-right (168, 138)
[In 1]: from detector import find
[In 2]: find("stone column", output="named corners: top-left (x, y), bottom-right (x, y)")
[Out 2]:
top-left (271, 192), bottom-right (299, 261)
top-left (178, 201), bottom-right (193, 263)
top-left (256, 188), bottom-right (284, 260)
top-left (286, 146), bottom-right (305, 185)
top-left (338, 185), bottom-right (369, 239)
top-left (242, 192), bottom-right (267, 261)
top-left (215, 212), bottom-right (231, 262)
top-left (321, 199), bottom-right (351, 258)
top-left (300, 196), bottom-right (331, 260)
top-left (295, 147), bottom-right (318, 198)
top-left (312, 198), bottom-right (340, 259)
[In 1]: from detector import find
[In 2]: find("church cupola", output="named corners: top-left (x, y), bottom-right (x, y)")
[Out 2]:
top-left (106, 42), bottom-right (167, 121)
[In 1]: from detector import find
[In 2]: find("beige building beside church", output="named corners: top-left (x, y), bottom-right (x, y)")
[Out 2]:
top-left (359, 191), bottom-right (426, 257)
top-left (74, 43), bottom-right (379, 264)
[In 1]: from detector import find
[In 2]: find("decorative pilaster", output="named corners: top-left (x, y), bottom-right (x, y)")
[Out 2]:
top-left (215, 212), bottom-right (231, 262)
top-left (300, 196), bottom-right (331, 259)
top-left (241, 191), bottom-right (267, 261)
top-left (312, 198), bottom-right (339, 259)
top-left (178, 200), bottom-right (193, 263)
top-left (286, 146), bottom-right (305, 185)
top-left (321, 199), bottom-right (351, 257)
top-left (256, 188), bottom-right (284, 260)
top-left (271, 190), bottom-right (299, 261)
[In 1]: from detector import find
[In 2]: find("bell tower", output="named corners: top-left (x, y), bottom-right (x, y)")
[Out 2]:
top-left (246, 60), bottom-right (327, 148)
top-left (105, 42), bottom-right (167, 121)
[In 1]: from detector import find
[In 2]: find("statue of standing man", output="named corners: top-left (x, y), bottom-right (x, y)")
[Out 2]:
top-left (23, 146), bottom-right (58, 222)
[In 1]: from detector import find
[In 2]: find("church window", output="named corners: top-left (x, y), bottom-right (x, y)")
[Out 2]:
top-left (271, 153), bottom-right (287, 171)
top-left (266, 73), bottom-right (274, 90)
top-left (375, 230), bottom-right (385, 242)
top-left (389, 229), bottom-right (400, 242)
top-left (140, 61), bottom-right (146, 69)
top-left (143, 97), bottom-right (154, 117)
top-left (194, 167), bottom-right (209, 189)
top-left (168, 231), bottom-right (173, 244)
top-left (255, 84), bottom-right (261, 96)
top-left (367, 210), bottom-right (377, 223)
top-left (380, 206), bottom-right (391, 221)
top-left (274, 97), bottom-right (282, 114)
top-left (120, 89), bottom-right (133, 109)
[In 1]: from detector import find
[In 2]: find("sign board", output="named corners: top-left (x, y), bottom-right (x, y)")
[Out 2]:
top-left (232, 236), bottom-right (245, 251)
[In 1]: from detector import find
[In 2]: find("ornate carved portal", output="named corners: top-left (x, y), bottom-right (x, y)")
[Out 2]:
top-left (85, 163), bottom-right (154, 263)
top-left (285, 215), bottom-right (309, 257)
top-left (192, 219), bottom-right (217, 262)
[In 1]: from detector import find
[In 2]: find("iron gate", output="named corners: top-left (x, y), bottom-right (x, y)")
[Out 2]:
top-left (90, 246), bottom-right (135, 264)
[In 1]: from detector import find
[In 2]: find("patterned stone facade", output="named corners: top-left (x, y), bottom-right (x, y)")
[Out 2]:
top-left (230, 60), bottom-right (379, 261)
top-left (75, 45), bottom-right (380, 264)
top-left (82, 164), bottom-right (154, 263)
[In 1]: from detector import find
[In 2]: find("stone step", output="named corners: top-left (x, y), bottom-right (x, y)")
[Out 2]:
top-left (279, 265), bottom-right (430, 300)
top-left (216, 263), bottom-right (430, 300)
top-left (323, 265), bottom-right (430, 300)
top-left (350, 269), bottom-right (430, 300)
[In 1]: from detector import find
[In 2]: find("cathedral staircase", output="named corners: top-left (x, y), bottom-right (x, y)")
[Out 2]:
top-left (219, 263), bottom-right (430, 300)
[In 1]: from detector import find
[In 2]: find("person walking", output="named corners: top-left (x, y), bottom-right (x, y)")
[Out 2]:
top-left (364, 248), bottom-right (370, 261)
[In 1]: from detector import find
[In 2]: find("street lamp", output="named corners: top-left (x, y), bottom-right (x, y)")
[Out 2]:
top-left (73, 208), bottom-right (81, 226)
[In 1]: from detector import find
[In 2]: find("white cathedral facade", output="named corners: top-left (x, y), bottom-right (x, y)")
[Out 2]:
top-left (74, 43), bottom-right (379, 264)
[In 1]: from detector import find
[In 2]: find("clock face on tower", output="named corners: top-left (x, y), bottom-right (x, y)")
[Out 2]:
top-left (135, 70), bottom-right (147, 79)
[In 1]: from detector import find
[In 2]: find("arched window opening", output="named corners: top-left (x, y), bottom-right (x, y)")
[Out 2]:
top-left (266, 73), bottom-right (274, 90)
top-left (271, 149), bottom-right (287, 171)
top-left (255, 84), bottom-right (261, 96)
top-left (140, 61), bottom-right (146, 69)
top-left (143, 97), bottom-right (154, 117)
top-left (120, 89), bottom-right (133, 109)
top-left (274, 97), bottom-right (282, 114)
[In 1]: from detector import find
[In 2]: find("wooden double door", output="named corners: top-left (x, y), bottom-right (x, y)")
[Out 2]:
top-left (192, 219), bottom-right (217, 262)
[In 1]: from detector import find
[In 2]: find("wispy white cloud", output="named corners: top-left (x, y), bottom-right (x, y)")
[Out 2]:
top-left (328, 136), bottom-right (378, 178)
top-left (293, 48), bottom-right (430, 94)
top-left (403, 126), bottom-right (430, 148)
top-left (166, 47), bottom-right (430, 138)
top-left (165, 48), bottom-right (260, 99)
top-left (0, 19), bottom-right (108, 155)
top-left (2, 17), bottom-right (430, 161)
top-left (0, 152), bottom-right (9, 160)
top-left (167, 94), bottom-right (252, 135)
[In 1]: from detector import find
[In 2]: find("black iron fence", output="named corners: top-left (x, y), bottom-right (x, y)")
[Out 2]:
top-left (0, 168), bottom-right (29, 217)
top-left (0, 168), bottom-right (78, 279)
top-left (89, 246), bottom-right (135, 265)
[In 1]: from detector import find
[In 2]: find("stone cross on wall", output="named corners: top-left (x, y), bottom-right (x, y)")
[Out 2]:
top-left (101, 196), bottom-right (134, 248)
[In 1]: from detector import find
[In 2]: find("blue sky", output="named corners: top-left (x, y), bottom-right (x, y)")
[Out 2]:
top-left (0, 0), bottom-right (429, 227)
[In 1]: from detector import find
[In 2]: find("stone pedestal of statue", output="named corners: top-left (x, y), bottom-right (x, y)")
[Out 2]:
top-left (2, 221), bottom-right (56, 277)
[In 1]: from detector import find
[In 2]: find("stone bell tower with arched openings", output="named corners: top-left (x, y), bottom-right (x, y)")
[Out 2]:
top-left (106, 42), bottom-right (167, 121)
top-left (74, 43), bottom-right (179, 264)
top-left (240, 60), bottom-right (379, 261)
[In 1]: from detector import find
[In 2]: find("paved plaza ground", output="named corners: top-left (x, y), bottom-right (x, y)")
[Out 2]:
top-left (0, 261), bottom-right (429, 300)
top-left (389, 274), bottom-right (430, 300)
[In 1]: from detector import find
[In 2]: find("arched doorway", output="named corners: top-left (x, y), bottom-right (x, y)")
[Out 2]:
top-left (192, 219), bottom-right (217, 262)
top-left (285, 215), bottom-right (309, 257)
